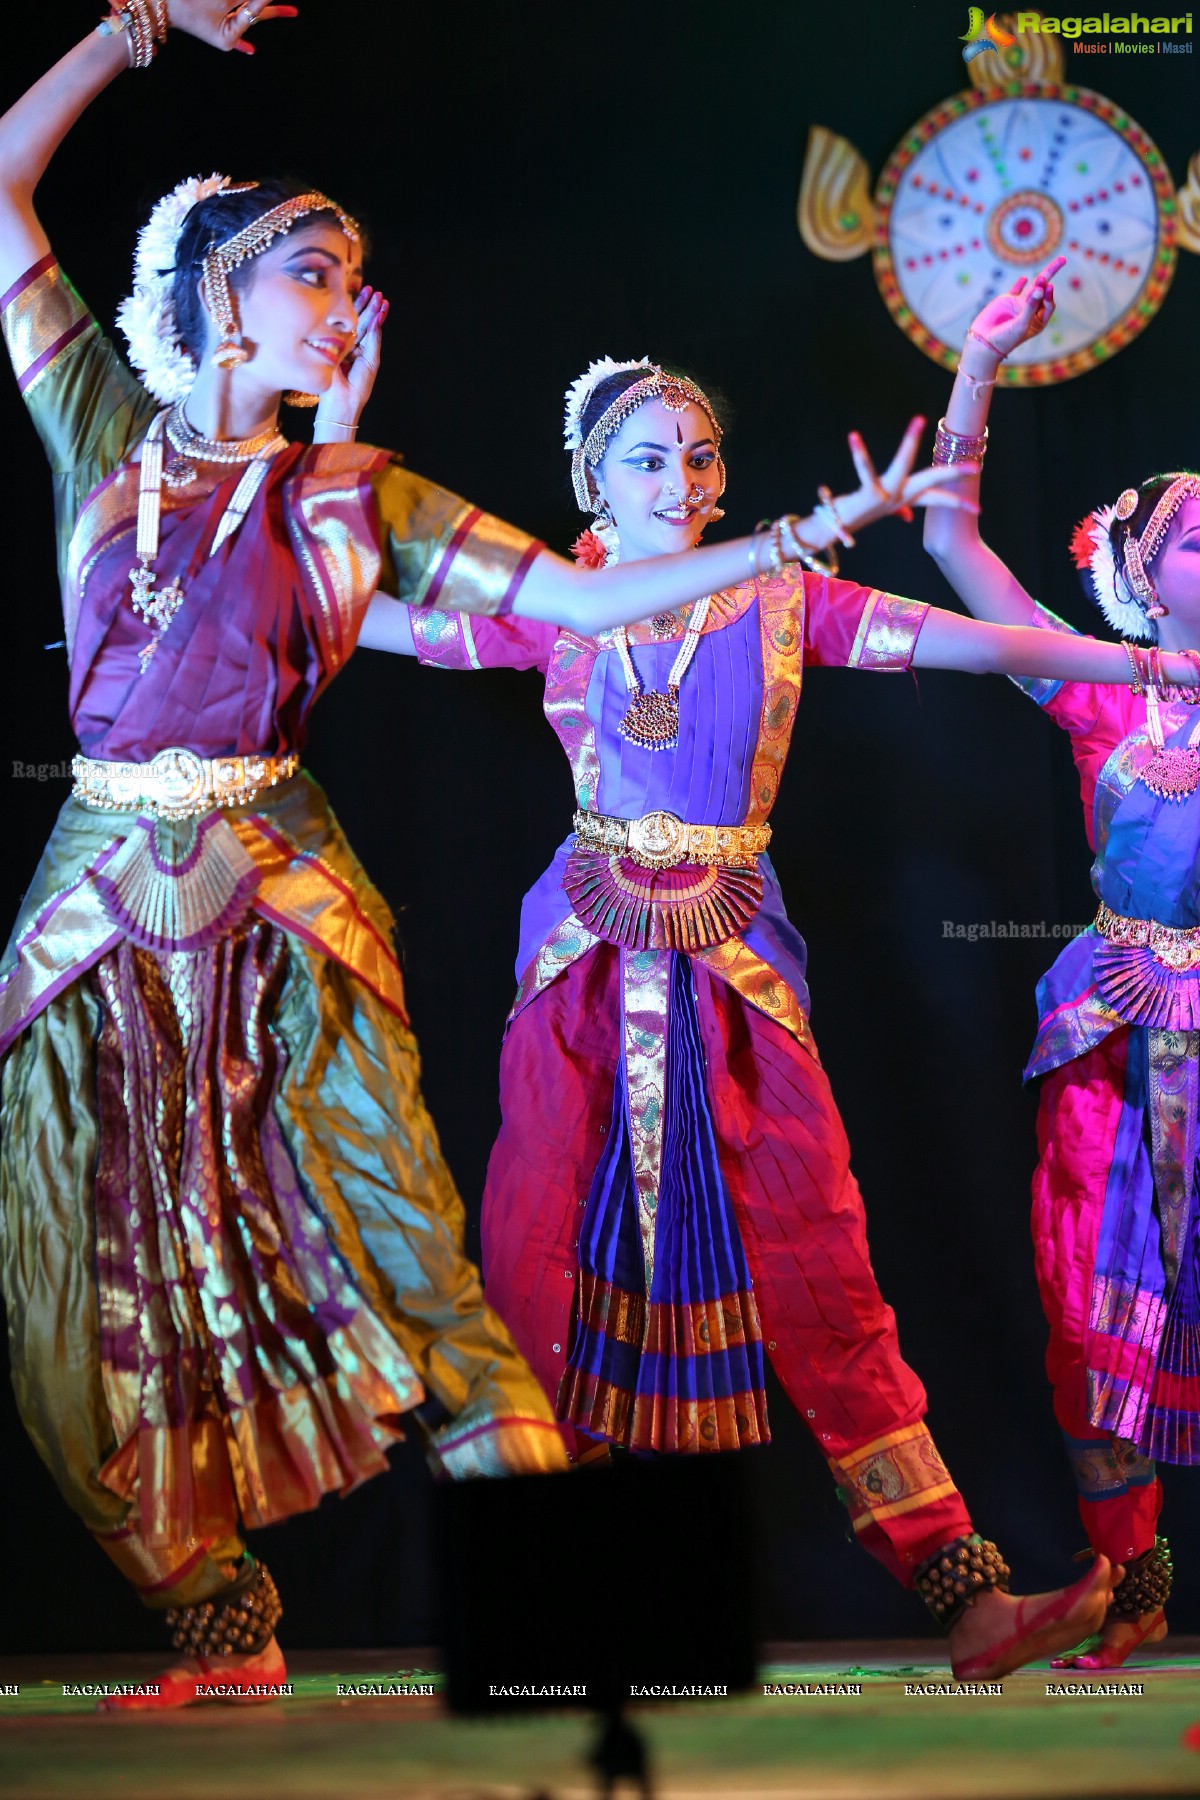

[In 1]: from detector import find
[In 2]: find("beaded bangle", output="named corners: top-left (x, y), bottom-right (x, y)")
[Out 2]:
top-left (933, 418), bottom-right (988, 468)
top-left (1123, 640), bottom-right (1145, 696)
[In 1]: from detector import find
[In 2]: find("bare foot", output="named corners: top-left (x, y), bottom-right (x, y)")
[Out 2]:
top-left (948, 1559), bottom-right (1115, 1680)
top-left (1051, 1606), bottom-right (1168, 1670)
top-left (99, 1637), bottom-right (287, 1711)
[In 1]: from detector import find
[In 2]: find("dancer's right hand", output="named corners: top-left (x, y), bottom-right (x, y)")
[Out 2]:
top-left (966, 255), bottom-right (1065, 361)
top-left (169, 0), bottom-right (299, 55)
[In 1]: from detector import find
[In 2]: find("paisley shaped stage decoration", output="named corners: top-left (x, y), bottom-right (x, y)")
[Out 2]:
top-left (799, 11), bottom-right (1200, 384)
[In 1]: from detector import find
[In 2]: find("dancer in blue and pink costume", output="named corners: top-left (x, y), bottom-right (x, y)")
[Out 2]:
top-left (926, 256), bottom-right (1190, 1668)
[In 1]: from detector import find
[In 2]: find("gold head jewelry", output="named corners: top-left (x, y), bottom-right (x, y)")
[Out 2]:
top-left (204, 191), bottom-right (362, 371)
top-left (1123, 474), bottom-right (1200, 621)
top-left (1136, 474), bottom-right (1200, 564)
top-left (570, 366), bottom-right (725, 514)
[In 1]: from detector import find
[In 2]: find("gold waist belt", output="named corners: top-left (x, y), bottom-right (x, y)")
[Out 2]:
top-left (1094, 901), bottom-right (1200, 972)
top-left (572, 808), bottom-right (771, 872)
top-left (72, 748), bottom-right (300, 820)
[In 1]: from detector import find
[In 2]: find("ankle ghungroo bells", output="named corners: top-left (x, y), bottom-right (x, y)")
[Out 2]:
top-left (164, 1557), bottom-right (282, 1659)
top-left (915, 1535), bottom-right (1012, 1632)
top-left (1109, 1535), bottom-right (1172, 1617)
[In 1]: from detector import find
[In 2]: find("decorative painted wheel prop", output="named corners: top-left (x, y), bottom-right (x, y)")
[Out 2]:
top-left (799, 14), bottom-right (1200, 385)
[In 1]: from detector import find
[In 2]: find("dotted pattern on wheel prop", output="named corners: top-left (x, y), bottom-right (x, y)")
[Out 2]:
top-left (872, 83), bottom-right (1178, 385)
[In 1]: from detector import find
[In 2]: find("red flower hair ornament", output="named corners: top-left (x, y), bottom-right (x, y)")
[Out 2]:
top-left (570, 529), bottom-right (610, 570)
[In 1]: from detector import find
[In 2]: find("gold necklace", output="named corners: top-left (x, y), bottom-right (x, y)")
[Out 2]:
top-left (610, 597), bottom-right (713, 751)
top-left (163, 402), bottom-right (287, 489)
top-left (1140, 685), bottom-right (1200, 802)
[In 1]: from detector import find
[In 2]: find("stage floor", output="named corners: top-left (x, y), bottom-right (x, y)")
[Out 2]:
top-left (0, 1640), bottom-right (1196, 1799)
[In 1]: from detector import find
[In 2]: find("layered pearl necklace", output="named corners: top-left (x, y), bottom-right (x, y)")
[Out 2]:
top-left (128, 410), bottom-right (285, 673)
top-left (163, 401), bottom-right (287, 490)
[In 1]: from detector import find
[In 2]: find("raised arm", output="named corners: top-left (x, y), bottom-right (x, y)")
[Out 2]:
top-left (922, 257), bottom-right (1065, 625)
top-left (0, 4), bottom-right (294, 296)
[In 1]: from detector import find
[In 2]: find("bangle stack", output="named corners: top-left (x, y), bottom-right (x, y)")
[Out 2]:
top-left (97, 0), bottom-right (168, 67)
top-left (1122, 641), bottom-right (1200, 703)
top-left (750, 515), bottom-right (839, 580)
top-left (932, 418), bottom-right (988, 468)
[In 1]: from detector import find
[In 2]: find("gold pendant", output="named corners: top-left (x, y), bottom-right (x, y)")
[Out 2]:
top-left (618, 686), bottom-right (680, 751)
top-left (1140, 747), bottom-right (1200, 802)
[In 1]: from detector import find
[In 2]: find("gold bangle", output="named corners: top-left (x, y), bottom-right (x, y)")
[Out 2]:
top-left (778, 513), bottom-right (839, 579)
top-left (1122, 639), bottom-right (1145, 696)
top-left (816, 486), bottom-right (856, 548)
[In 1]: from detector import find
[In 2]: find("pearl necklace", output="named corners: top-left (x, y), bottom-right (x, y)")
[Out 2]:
top-left (163, 401), bottom-right (287, 490)
top-left (610, 597), bottom-right (713, 751)
top-left (128, 411), bottom-right (281, 674)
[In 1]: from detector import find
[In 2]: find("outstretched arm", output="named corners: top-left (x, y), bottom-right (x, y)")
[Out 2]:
top-left (914, 606), bottom-right (1191, 685)
top-left (515, 417), bottom-right (980, 636)
top-left (332, 309), bottom-right (980, 643)
top-left (0, 3), bottom-right (295, 295)
top-left (922, 258), bottom-right (1064, 626)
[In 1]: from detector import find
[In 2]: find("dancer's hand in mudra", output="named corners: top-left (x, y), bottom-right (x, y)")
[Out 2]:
top-left (967, 254), bottom-right (1065, 361)
top-left (169, 0), bottom-right (299, 55)
top-left (837, 415), bottom-right (981, 534)
top-left (314, 288), bottom-right (389, 443)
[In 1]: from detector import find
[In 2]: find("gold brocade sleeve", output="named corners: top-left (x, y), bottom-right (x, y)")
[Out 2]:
top-left (1, 256), bottom-right (157, 588)
top-left (370, 458), bottom-right (543, 618)
top-left (846, 591), bottom-right (930, 670)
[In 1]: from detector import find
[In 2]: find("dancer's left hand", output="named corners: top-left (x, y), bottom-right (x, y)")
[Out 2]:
top-left (837, 415), bottom-right (981, 531)
top-left (314, 288), bottom-right (389, 441)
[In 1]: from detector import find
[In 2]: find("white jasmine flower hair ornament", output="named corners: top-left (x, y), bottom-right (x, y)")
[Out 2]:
top-left (562, 355), bottom-right (654, 451)
top-left (116, 173), bottom-right (248, 404)
top-left (1070, 477), bottom-right (1200, 643)
top-left (1070, 502), bottom-right (1156, 642)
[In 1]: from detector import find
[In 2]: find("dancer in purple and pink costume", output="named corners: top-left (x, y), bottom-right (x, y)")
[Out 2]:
top-left (361, 344), bottom-right (1200, 1675)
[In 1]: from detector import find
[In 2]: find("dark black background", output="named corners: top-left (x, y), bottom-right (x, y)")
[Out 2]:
top-left (1, 0), bottom-right (1197, 1651)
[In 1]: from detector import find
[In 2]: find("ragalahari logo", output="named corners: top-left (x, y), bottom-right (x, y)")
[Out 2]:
top-left (960, 7), bottom-right (1018, 58)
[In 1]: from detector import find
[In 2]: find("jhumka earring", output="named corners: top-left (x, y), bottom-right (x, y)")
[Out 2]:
top-left (204, 257), bottom-right (250, 371)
